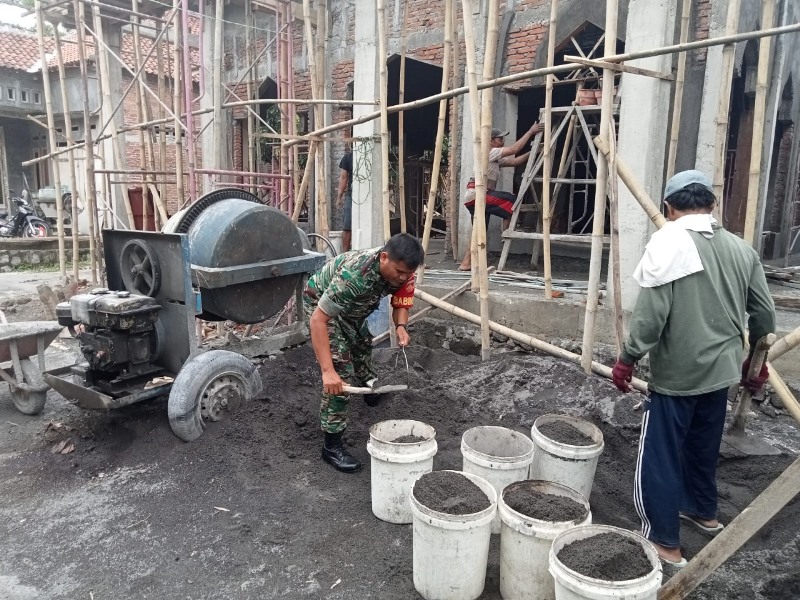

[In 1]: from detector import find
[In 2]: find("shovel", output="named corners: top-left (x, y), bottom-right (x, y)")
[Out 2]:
top-left (723, 333), bottom-right (780, 456)
top-left (342, 383), bottom-right (408, 395)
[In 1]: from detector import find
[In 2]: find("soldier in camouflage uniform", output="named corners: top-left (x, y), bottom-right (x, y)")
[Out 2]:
top-left (304, 233), bottom-right (425, 473)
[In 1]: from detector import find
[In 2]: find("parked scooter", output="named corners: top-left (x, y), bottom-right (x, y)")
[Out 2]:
top-left (0, 193), bottom-right (51, 238)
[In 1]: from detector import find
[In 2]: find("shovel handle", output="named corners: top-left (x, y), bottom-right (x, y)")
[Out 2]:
top-left (342, 384), bottom-right (408, 395)
top-left (730, 333), bottom-right (777, 434)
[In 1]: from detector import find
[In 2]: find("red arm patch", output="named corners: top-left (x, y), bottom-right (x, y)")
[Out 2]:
top-left (391, 275), bottom-right (415, 309)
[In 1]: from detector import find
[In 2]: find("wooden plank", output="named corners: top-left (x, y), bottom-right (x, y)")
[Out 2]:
top-left (657, 454), bottom-right (800, 600)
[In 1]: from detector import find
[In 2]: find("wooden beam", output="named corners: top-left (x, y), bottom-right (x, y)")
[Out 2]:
top-left (666, 0), bottom-right (692, 177)
top-left (657, 454), bottom-right (800, 600)
top-left (541, 0), bottom-right (559, 299)
top-left (563, 55), bottom-right (674, 81)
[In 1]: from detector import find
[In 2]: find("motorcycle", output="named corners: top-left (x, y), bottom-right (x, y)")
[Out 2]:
top-left (0, 193), bottom-right (51, 238)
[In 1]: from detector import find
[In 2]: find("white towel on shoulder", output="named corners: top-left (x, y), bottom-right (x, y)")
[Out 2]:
top-left (633, 214), bottom-right (715, 288)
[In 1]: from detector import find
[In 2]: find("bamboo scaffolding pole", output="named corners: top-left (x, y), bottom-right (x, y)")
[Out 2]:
top-left (35, 1), bottom-right (66, 280)
top-left (180, 0), bottom-right (197, 201)
top-left (397, 0), bottom-right (408, 234)
top-left (316, 0), bottom-right (329, 239)
top-left (447, 0), bottom-right (461, 260)
top-left (666, 0), bottom-right (692, 178)
top-left (74, 0), bottom-right (98, 282)
top-left (414, 287), bottom-right (648, 392)
top-left (52, 26), bottom-right (81, 279)
top-left (769, 325), bottom-right (800, 362)
top-left (245, 0), bottom-right (257, 195)
top-left (711, 0), bottom-right (742, 222)
top-left (376, 0), bottom-right (391, 241)
top-left (284, 21), bottom-right (800, 150)
top-left (580, 0), bottom-right (617, 373)
top-left (478, 0), bottom-right (500, 360)
top-left (291, 141), bottom-right (318, 223)
top-left (131, 0), bottom-right (150, 229)
top-left (608, 125), bottom-right (624, 351)
top-left (91, 4), bottom-right (136, 230)
top-left (657, 454), bottom-right (800, 600)
top-left (744, 0), bottom-right (775, 246)
top-left (172, 3), bottom-right (185, 204)
top-left (594, 136), bottom-right (668, 228)
top-left (418, 0), bottom-right (453, 284)
top-left (767, 370), bottom-right (800, 426)
top-left (541, 0), bottom-right (559, 299)
top-left (212, 0), bottom-right (225, 183)
top-left (280, 2), bottom-right (292, 205)
top-left (156, 22), bottom-right (168, 208)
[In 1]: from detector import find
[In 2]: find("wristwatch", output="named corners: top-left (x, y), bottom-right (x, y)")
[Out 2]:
top-left (396, 323), bottom-right (408, 331)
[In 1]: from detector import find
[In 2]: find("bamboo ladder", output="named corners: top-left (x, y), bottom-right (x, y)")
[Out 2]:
top-left (496, 104), bottom-right (609, 272)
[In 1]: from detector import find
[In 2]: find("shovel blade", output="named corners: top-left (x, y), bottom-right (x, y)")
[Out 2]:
top-left (722, 433), bottom-right (782, 456)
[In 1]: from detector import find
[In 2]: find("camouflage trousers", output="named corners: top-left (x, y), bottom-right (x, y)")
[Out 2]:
top-left (304, 299), bottom-right (376, 433)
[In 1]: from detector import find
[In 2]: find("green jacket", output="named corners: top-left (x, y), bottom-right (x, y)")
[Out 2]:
top-left (621, 226), bottom-right (775, 396)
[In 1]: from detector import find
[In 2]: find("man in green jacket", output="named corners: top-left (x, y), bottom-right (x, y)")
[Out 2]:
top-left (612, 170), bottom-right (776, 567)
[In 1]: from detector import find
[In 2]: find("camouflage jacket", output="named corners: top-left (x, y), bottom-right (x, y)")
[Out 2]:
top-left (304, 247), bottom-right (415, 322)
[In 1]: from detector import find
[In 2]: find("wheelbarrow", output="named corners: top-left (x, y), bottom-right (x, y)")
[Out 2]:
top-left (0, 319), bottom-right (64, 415)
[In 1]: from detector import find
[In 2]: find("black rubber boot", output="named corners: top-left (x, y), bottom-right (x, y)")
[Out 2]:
top-left (322, 432), bottom-right (362, 473)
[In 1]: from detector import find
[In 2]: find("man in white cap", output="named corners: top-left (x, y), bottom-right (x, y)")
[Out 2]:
top-left (458, 122), bottom-right (542, 270)
top-left (611, 170), bottom-right (775, 567)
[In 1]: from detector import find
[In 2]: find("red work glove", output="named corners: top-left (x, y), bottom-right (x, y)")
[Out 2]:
top-left (612, 359), bottom-right (635, 392)
top-left (740, 358), bottom-right (769, 394)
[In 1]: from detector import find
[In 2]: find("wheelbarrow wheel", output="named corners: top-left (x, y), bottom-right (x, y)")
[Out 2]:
top-left (10, 387), bottom-right (47, 415)
top-left (168, 350), bottom-right (263, 442)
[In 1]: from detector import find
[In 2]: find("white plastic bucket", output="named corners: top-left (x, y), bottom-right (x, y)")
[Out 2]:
top-left (327, 230), bottom-right (343, 255)
top-left (549, 525), bottom-right (662, 600)
top-left (367, 419), bottom-right (438, 524)
top-left (410, 470), bottom-right (497, 600)
top-left (530, 415), bottom-right (604, 501)
top-left (461, 425), bottom-right (535, 534)
top-left (499, 481), bottom-right (592, 600)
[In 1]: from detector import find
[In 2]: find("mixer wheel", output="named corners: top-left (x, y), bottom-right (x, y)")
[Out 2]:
top-left (168, 350), bottom-right (263, 442)
top-left (120, 239), bottom-right (162, 297)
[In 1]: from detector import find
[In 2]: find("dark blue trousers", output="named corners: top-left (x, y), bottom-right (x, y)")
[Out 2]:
top-left (634, 388), bottom-right (728, 548)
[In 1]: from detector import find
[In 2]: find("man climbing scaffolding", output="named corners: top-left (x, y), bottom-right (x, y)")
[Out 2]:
top-left (303, 233), bottom-right (425, 473)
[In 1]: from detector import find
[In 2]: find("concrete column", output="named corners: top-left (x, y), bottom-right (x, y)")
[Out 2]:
top-left (351, 0), bottom-right (382, 248)
top-left (614, 0), bottom-right (677, 313)
top-left (694, 0), bottom-right (731, 177)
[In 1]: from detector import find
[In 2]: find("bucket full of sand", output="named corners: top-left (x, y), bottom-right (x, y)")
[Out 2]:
top-left (530, 415), bottom-right (604, 501)
top-left (498, 480), bottom-right (591, 600)
top-left (367, 419), bottom-right (438, 524)
top-left (461, 425), bottom-right (535, 534)
top-left (549, 525), bottom-right (662, 600)
top-left (410, 470), bottom-right (497, 600)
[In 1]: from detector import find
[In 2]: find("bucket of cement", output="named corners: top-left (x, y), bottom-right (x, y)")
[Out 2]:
top-left (461, 425), bottom-right (535, 534)
top-left (410, 470), bottom-right (497, 600)
top-left (367, 419), bottom-right (438, 524)
top-left (530, 415), bottom-right (604, 501)
top-left (549, 525), bottom-right (662, 600)
top-left (498, 480), bottom-right (591, 600)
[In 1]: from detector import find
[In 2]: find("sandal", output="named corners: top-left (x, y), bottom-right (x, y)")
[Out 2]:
top-left (680, 513), bottom-right (724, 537)
top-left (660, 556), bottom-right (688, 568)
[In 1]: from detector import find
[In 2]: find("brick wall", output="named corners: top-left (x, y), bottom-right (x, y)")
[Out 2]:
top-left (120, 73), bottom-right (203, 215)
top-left (693, 0), bottom-right (712, 64)
top-left (504, 22), bottom-right (548, 85)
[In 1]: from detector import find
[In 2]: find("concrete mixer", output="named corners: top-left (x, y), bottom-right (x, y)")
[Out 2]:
top-left (43, 189), bottom-right (326, 441)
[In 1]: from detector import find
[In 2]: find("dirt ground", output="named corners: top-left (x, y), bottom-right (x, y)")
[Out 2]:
top-left (2, 321), bottom-right (799, 599)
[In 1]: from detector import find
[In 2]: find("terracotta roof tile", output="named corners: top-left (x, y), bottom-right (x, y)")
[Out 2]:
top-left (0, 28), bottom-right (53, 71)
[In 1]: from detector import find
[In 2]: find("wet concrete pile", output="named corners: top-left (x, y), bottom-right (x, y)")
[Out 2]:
top-left (0, 335), bottom-right (798, 598)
